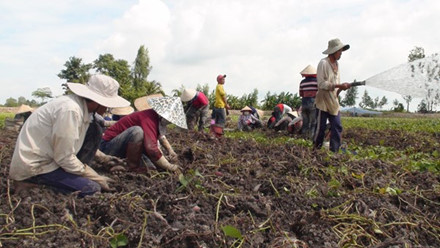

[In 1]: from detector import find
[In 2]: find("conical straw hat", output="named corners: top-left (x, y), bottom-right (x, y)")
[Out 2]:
top-left (147, 96), bottom-right (187, 129)
top-left (16, 104), bottom-right (34, 114)
top-left (180, 88), bottom-right (197, 102)
top-left (134, 93), bottom-right (163, 111)
top-left (300, 65), bottom-right (317, 76)
top-left (110, 106), bottom-right (134, 115)
top-left (240, 106), bottom-right (252, 112)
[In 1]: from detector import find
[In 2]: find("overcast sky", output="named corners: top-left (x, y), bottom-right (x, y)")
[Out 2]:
top-left (1, 0), bottom-right (439, 111)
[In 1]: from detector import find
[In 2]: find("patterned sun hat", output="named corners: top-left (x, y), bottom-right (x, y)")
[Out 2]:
top-left (147, 96), bottom-right (188, 129)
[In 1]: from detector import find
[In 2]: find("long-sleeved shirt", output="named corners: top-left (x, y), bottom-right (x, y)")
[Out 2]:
top-left (9, 95), bottom-right (90, 181)
top-left (102, 109), bottom-right (163, 161)
top-left (299, 76), bottom-right (318, 98)
top-left (237, 114), bottom-right (260, 130)
top-left (315, 57), bottom-right (341, 116)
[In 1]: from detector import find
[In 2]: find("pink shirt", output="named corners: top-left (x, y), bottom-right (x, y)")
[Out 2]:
top-left (191, 92), bottom-right (209, 109)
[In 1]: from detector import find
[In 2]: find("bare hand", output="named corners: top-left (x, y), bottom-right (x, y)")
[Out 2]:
top-left (340, 82), bottom-right (351, 90)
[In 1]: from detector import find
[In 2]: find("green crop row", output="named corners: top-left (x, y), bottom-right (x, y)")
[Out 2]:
top-left (0, 113), bottom-right (14, 129)
top-left (342, 117), bottom-right (440, 133)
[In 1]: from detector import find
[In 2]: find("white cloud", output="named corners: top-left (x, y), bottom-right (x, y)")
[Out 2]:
top-left (1, 0), bottom-right (439, 111)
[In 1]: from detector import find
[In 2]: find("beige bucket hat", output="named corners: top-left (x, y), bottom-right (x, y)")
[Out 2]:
top-left (147, 96), bottom-right (188, 129)
top-left (110, 106), bottom-right (134, 116)
top-left (322, 38), bottom-right (350, 55)
top-left (16, 104), bottom-right (34, 114)
top-left (300, 65), bottom-right (317, 76)
top-left (180, 88), bottom-right (197, 102)
top-left (67, 74), bottom-right (130, 108)
top-left (134, 93), bottom-right (163, 111)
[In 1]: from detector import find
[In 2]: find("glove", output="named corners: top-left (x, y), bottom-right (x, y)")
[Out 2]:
top-left (154, 156), bottom-right (179, 172)
top-left (159, 136), bottom-right (178, 162)
top-left (168, 150), bottom-right (178, 163)
top-left (94, 149), bottom-right (125, 167)
top-left (82, 164), bottom-right (115, 191)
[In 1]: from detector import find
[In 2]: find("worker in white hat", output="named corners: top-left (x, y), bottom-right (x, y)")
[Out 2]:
top-left (100, 95), bottom-right (187, 173)
top-left (180, 88), bottom-right (210, 131)
top-left (314, 38), bottom-right (351, 152)
top-left (299, 65), bottom-right (318, 139)
top-left (9, 74), bottom-right (130, 197)
top-left (237, 106), bottom-right (263, 131)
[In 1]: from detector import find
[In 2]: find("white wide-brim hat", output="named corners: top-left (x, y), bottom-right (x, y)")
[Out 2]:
top-left (147, 96), bottom-right (188, 129)
top-left (16, 104), bottom-right (34, 114)
top-left (300, 65), bottom-right (317, 76)
top-left (67, 74), bottom-right (130, 108)
top-left (180, 88), bottom-right (197, 102)
top-left (134, 93), bottom-right (163, 111)
top-left (110, 106), bottom-right (134, 115)
top-left (322, 38), bottom-right (350, 55)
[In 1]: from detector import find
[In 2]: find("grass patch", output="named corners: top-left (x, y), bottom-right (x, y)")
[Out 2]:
top-left (0, 113), bottom-right (14, 129)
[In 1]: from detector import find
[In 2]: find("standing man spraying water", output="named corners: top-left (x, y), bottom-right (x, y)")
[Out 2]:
top-left (314, 38), bottom-right (351, 152)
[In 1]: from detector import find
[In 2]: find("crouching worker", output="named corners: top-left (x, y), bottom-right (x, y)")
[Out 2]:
top-left (100, 95), bottom-right (187, 173)
top-left (238, 106), bottom-right (262, 131)
top-left (267, 103), bottom-right (292, 129)
top-left (9, 75), bottom-right (130, 197)
top-left (273, 110), bottom-right (298, 132)
top-left (180, 88), bottom-right (209, 132)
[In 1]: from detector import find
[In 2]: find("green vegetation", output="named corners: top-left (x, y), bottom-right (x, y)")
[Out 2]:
top-left (227, 116), bottom-right (440, 174)
top-left (0, 113), bottom-right (14, 129)
top-left (342, 117), bottom-right (440, 133)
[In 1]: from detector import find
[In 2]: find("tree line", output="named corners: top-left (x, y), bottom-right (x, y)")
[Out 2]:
top-left (2, 46), bottom-right (437, 113)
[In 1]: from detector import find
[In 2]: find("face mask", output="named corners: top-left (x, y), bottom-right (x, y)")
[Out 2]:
top-left (243, 112), bottom-right (250, 116)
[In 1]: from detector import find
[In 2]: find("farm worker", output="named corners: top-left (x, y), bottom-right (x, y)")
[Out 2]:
top-left (314, 38), bottom-right (351, 152)
top-left (299, 65), bottom-right (318, 139)
top-left (267, 103), bottom-right (292, 129)
top-left (237, 106), bottom-right (263, 131)
top-left (100, 95), bottom-right (187, 173)
top-left (248, 105), bottom-right (263, 120)
top-left (180, 88), bottom-right (210, 132)
top-left (9, 74), bottom-right (130, 196)
top-left (211, 74), bottom-right (230, 131)
top-left (273, 109), bottom-right (298, 132)
top-left (14, 104), bottom-right (34, 123)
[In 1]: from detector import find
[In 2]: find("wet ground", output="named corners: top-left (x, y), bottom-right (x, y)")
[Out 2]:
top-left (1, 122), bottom-right (440, 247)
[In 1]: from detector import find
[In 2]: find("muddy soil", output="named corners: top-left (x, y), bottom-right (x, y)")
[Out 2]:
top-left (1, 123), bottom-right (440, 248)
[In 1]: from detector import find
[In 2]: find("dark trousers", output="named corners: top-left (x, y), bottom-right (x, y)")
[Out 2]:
top-left (212, 107), bottom-right (226, 127)
top-left (313, 109), bottom-right (342, 152)
top-left (301, 98), bottom-right (316, 139)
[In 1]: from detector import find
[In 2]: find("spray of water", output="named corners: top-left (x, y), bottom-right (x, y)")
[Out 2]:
top-left (365, 53), bottom-right (440, 98)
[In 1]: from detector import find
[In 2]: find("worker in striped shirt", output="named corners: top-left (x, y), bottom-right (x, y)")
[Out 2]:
top-left (299, 65), bottom-right (318, 139)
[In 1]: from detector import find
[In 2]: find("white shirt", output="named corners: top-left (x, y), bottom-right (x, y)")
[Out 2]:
top-left (315, 57), bottom-right (341, 115)
top-left (9, 95), bottom-right (90, 180)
